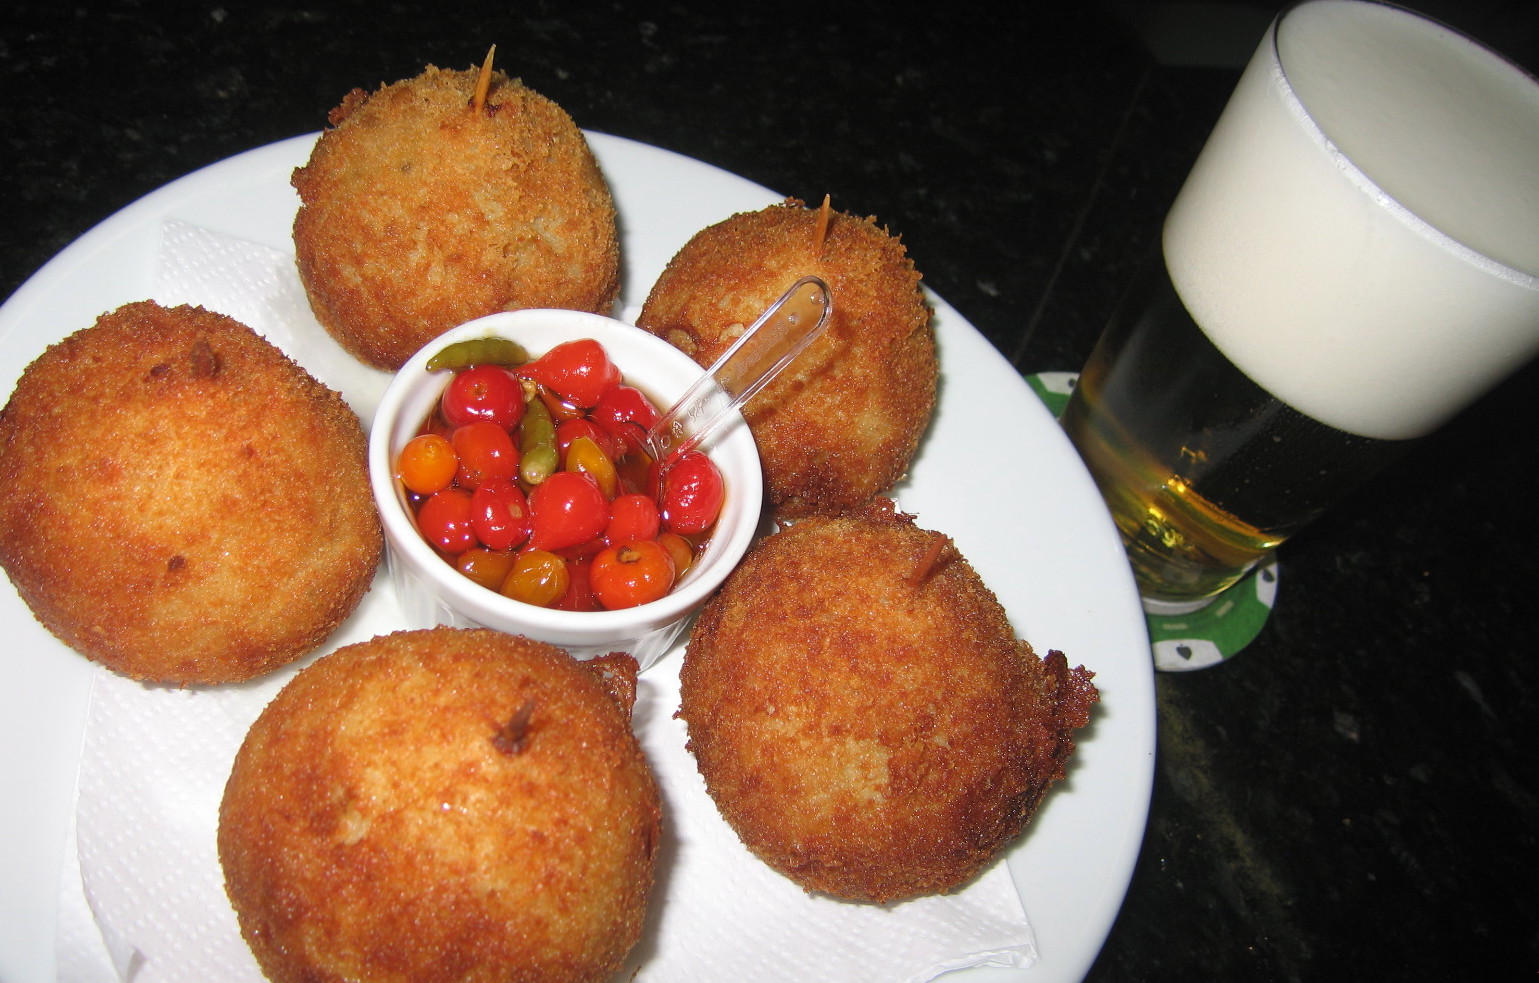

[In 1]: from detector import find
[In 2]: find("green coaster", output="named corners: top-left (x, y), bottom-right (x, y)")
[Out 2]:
top-left (1026, 371), bottom-right (1080, 413)
top-left (1145, 557), bottom-right (1278, 670)
top-left (1027, 371), bottom-right (1277, 670)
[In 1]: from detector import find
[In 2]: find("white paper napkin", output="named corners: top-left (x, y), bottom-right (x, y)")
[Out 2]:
top-left (53, 223), bottom-right (1038, 983)
top-left (57, 581), bottom-right (401, 983)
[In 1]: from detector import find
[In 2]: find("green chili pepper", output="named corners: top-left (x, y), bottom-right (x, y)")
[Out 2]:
top-left (519, 395), bottom-right (559, 486)
top-left (426, 337), bottom-right (530, 372)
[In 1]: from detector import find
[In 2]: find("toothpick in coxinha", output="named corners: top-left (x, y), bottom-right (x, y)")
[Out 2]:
top-left (813, 194), bottom-right (832, 255)
top-left (472, 44), bottom-right (496, 112)
top-left (905, 530), bottom-right (951, 588)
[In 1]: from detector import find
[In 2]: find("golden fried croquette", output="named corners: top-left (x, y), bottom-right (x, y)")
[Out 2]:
top-left (678, 502), bottom-right (1097, 904)
top-left (637, 199), bottom-right (936, 518)
top-left (0, 301), bottom-right (380, 684)
top-left (293, 64), bottom-right (620, 370)
top-left (218, 628), bottom-right (661, 983)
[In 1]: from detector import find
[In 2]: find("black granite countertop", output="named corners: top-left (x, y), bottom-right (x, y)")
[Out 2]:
top-left (3, 2), bottom-right (1537, 980)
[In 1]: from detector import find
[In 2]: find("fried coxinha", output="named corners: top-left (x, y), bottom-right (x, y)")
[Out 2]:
top-left (0, 300), bottom-right (380, 684)
top-left (292, 55), bottom-right (620, 371)
top-left (638, 198), bottom-right (937, 519)
top-left (219, 628), bottom-right (661, 983)
top-left (678, 501), bottom-right (1098, 904)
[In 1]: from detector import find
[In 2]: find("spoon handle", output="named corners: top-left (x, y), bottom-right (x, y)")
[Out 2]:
top-left (645, 275), bottom-right (832, 460)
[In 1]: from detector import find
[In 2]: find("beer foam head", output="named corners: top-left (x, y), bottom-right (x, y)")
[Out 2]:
top-left (1280, 0), bottom-right (1539, 277)
top-left (1164, 0), bottom-right (1539, 441)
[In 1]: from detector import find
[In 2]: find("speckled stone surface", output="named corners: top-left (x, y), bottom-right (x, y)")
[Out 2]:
top-left (3, 2), bottom-right (1537, 979)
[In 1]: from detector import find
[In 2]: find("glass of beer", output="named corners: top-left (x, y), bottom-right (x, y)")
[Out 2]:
top-left (1061, 0), bottom-right (1539, 613)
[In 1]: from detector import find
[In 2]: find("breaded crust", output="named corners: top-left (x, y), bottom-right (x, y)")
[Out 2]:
top-left (637, 199), bottom-right (936, 518)
top-left (678, 503), bottom-right (1098, 903)
top-left (218, 628), bottom-right (661, 983)
top-left (0, 301), bottom-right (381, 684)
top-left (293, 65), bottom-right (620, 370)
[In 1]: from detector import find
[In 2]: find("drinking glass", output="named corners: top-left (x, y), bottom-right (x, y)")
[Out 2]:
top-left (1062, 0), bottom-right (1539, 613)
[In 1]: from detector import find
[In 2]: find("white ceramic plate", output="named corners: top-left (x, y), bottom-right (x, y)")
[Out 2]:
top-left (0, 132), bottom-right (1154, 983)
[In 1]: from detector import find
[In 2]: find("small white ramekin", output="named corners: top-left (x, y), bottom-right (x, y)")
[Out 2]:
top-left (368, 309), bottom-right (763, 671)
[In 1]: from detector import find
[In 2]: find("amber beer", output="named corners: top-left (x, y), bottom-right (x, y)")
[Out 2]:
top-left (1062, 0), bottom-right (1539, 611)
top-left (1061, 260), bottom-right (1411, 605)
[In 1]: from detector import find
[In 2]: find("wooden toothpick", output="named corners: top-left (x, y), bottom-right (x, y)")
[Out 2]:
top-left (905, 531), bottom-right (950, 588)
top-left (813, 194), bottom-right (832, 255)
top-left (472, 44), bottom-right (497, 111)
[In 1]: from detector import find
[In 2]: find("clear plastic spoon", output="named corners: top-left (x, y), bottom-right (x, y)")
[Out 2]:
top-left (644, 275), bottom-right (832, 462)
